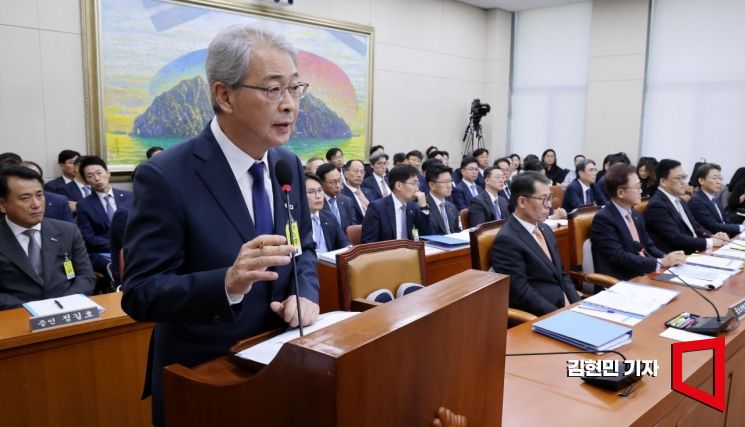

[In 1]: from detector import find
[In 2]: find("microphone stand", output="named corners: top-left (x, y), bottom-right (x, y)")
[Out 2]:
top-left (282, 185), bottom-right (304, 337)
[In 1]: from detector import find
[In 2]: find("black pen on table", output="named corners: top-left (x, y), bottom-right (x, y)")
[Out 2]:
top-left (54, 300), bottom-right (64, 309)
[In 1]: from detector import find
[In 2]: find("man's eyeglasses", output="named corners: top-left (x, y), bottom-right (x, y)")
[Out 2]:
top-left (432, 180), bottom-right (453, 185)
top-left (240, 82), bottom-right (310, 103)
top-left (667, 174), bottom-right (688, 182)
top-left (523, 195), bottom-right (553, 206)
top-left (619, 184), bottom-right (642, 190)
top-left (403, 180), bottom-right (420, 187)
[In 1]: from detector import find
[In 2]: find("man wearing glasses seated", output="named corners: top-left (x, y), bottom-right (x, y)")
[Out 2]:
top-left (490, 172), bottom-right (580, 316)
top-left (645, 159), bottom-right (730, 254)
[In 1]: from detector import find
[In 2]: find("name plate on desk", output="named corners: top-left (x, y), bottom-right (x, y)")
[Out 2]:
top-left (30, 308), bottom-right (100, 332)
top-left (729, 297), bottom-right (745, 321)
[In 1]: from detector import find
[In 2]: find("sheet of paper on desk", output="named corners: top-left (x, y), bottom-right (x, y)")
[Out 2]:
top-left (668, 265), bottom-right (735, 283)
top-left (570, 306), bottom-right (643, 326)
top-left (659, 327), bottom-right (712, 342)
top-left (423, 244), bottom-right (446, 256)
top-left (686, 254), bottom-right (744, 271)
top-left (23, 294), bottom-right (104, 317)
top-left (544, 219), bottom-right (568, 228)
top-left (580, 281), bottom-right (679, 318)
top-left (444, 230), bottom-right (471, 243)
top-left (670, 275), bottom-right (725, 289)
top-left (317, 247), bottom-right (352, 264)
top-left (715, 246), bottom-right (745, 261)
top-left (235, 311), bottom-right (360, 365)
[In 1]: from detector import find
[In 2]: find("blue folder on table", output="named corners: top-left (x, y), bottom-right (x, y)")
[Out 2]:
top-left (532, 310), bottom-right (633, 351)
top-left (419, 235), bottom-right (469, 246)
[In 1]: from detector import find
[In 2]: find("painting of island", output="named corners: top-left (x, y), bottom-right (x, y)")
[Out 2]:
top-left (95, 0), bottom-right (372, 171)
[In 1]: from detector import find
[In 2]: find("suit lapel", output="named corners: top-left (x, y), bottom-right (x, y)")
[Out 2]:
top-left (320, 213), bottom-right (334, 248)
top-left (40, 220), bottom-right (61, 287)
top-left (0, 221), bottom-right (43, 286)
top-left (193, 131), bottom-right (253, 242)
top-left (384, 196), bottom-right (396, 238)
top-left (88, 194), bottom-right (109, 225)
top-left (539, 223), bottom-right (563, 280)
top-left (427, 194), bottom-right (446, 233)
top-left (511, 219), bottom-right (557, 275)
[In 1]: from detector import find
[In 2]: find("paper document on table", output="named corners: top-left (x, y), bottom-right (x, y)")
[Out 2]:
top-left (424, 244), bottom-right (446, 256)
top-left (445, 230), bottom-right (471, 243)
top-left (670, 275), bottom-right (725, 290)
top-left (668, 265), bottom-right (735, 283)
top-left (23, 294), bottom-right (103, 317)
top-left (686, 254), bottom-right (744, 271)
top-left (570, 306), bottom-right (643, 326)
top-left (235, 311), bottom-right (359, 366)
top-left (544, 219), bottom-right (568, 228)
top-left (659, 327), bottom-right (712, 342)
top-left (317, 247), bottom-right (351, 264)
top-left (579, 281), bottom-right (678, 318)
top-left (714, 246), bottom-right (745, 261)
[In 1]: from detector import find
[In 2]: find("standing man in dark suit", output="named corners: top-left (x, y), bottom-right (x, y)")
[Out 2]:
top-left (468, 166), bottom-right (510, 227)
top-left (43, 150), bottom-right (79, 196)
top-left (490, 172), bottom-right (580, 316)
top-left (317, 162), bottom-right (358, 232)
top-left (645, 159), bottom-right (729, 254)
top-left (689, 163), bottom-right (745, 238)
top-left (590, 164), bottom-right (685, 280)
top-left (562, 159), bottom-right (608, 213)
top-left (0, 166), bottom-right (94, 310)
top-left (425, 163), bottom-right (461, 235)
top-left (362, 151), bottom-right (390, 199)
top-left (341, 159), bottom-right (376, 222)
top-left (76, 156), bottom-right (133, 276)
top-left (121, 25), bottom-right (320, 426)
top-left (452, 156), bottom-right (482, 211)
top-left (361, 164), bottom-right (432, 243)
top-left (306, 173), bottom-right (351, 251)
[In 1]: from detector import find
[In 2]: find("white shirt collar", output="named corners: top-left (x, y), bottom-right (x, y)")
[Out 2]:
top-left (658, 186), bottom-right (680, 205)
top-left (96, 188), bottom-right (114, 201)
top-left (611, 200), bottom-right (632, 218)
top-left (5, 216), bottom-right (41, 237)
top-left (344, 182), bottom-right (360, 192)
top-left (514, 213), bottom-right (538, 235)
top-left (429, 193), bottom-right (445, 206)
top-left (485, 188), bottom-right (501, 203)
top-left (578, 180), bottom-right (591, 193)
top-left (392, 194), bottom-right (404, 211)
top-left (702, 189), bottom-right (717, 201)
top-left (211, 117), bottom-right (268, 182)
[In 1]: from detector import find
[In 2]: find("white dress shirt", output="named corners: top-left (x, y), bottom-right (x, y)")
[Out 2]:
top-left (5, 216), bottom-right (42, 255)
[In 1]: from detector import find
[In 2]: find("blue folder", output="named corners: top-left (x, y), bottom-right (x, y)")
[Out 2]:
top-left (419, 235), bottom-right (469, 246)
top-left (532, 310), bottom-right (633, 352)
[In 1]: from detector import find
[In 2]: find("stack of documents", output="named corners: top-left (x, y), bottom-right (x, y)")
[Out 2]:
top-left (664, 264), bottom-right (737, 289)
top-left (532, 310), bottom-right (633, 351)
top-left (686, 254), bottom-right (744, 271)
top-left (317, 247), bottom-right (352, 264)
top-left (713, 244), bottom-right (745, 261)
top-left (572, 281), bottom-right (679, 325)
top-left (23, 294), bottom-right (103, 317)
top-left (420, 231), bottom-right (470, 250)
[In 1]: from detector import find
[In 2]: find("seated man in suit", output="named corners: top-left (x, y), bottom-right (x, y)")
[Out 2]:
top-left (43, 149), bottom-right (79, 196)
top-left (341, 159), bottom-right (376, 222)
top-left (425, 163), bottom-right (461, 235)
top-left (76, 156), bottom-right (133, 275)
top-left (472, 148), bottom-right (489, 189)
top-left (490, 172), bottom-right (580, 316)
top-left (0, 166), bottom-right (94, 310)
top-left (316, 162), bottom-right (358, 232)
top-left (63, 155), bottom-right (92, 215)
top-left (468, 166), bottom-right (509, 227)
top-left (493, 157), bottom-right (512, 201)
top-left (452, 156), bottom-right (482, 211)
top-left (689, 163), bottom-right (745, 238)
top-left (306, 173), bottom-right (351, 252)
top-left (362, 151), bottom-right (390, 200)
top-left (361, 164), bottom-right (431, 243)
top-left (19, 161), bottom-right (74, 223)
top-left (590, 164), bottom-right (685, 280)
top-left (562, 159), bottom-right (608, 213)
top-left (405, 150), bottom-right (428, 194)
top-left (326, 148), bottom-right (346, 185)
top-left (645, 159), bottom-right (729, 254)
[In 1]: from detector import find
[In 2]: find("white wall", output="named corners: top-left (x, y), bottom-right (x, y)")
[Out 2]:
top-left (0, 0), bottom-right (511, 180)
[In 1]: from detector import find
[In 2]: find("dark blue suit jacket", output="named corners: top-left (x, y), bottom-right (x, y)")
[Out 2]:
top-left (43, 191), bottom-right (73, 223)
top-left (322, 193), bottom-right (358, 232)
top-left (467, 190), bottom-right (509, 227)
top-left (121, 126), bottom-right (319, 426)
top-left (490, 215), bottom-right (580, 316)
top-left (63, 180), bottom-right (87, 203)
top-left (76, 188), bottom-right (132, 253)
top-left (689, 190), bottom-right (741, 237)
top-left (341, 184), bottom-right (375, 224)
top-left (109, 208), bottom-right (128, 285)
top-left (562, 179), bottom-right (608, 213)
top-left (361, 195), bottom-right (432, 243)
top-left (645, 190), bottom-right (709, 254)
top-left (590, 203), bottom-right (664, 280)
top-left (43, 176), bottom-right (68, 196)
top-left (317, 209), bottom-right (351, 251)
top-left (452, 180), bottom-right (481, 211)
top-left (426, 193), bottom-right (461, 235)
top-left (361, 174), bottom-right (387, 200)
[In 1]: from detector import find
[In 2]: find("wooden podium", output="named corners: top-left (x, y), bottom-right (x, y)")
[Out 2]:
top-left (163, 269), bottom-right (509, 426)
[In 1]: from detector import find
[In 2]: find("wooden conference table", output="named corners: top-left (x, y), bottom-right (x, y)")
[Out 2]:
top-left (317, 224), bottom-right (569, 313)
top-left (503, 261), bottom-right (745, 426)
top-left (0, 292), bottom-right (152, 426)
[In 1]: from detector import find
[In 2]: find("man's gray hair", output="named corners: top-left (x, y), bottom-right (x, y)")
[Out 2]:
top-left (206, 24), bottom-right (298, 113)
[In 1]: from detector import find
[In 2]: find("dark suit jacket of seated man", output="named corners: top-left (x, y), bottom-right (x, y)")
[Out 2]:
top-left (120, 25), bottom-right (320, 427)
top-left (451, 156), bottom-right (482, 211)
top-left (425, 163), bottom-right (460, 235)
top-left (490, 172), bottom-right (580, 316)
top-left (0, 167), bottom-right (95, 310)
top-left (467, 166), bottom-right (509, 227)
top-left (688, 163), bottom-right (745, 238)
top-left (361, 164), bottom-right (432, 243)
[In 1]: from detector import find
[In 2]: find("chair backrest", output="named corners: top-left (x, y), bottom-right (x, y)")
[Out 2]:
top-left (346, 224), bottom-right (362, 245)
top-left (459, 209), bottom-right (469, 232)
top-left (550, 185), bottom-right (564, 211)
top-left (336, 240), bottom-right (426, 310)
top-left (567, 205), bottom-right (601, 270)
top-left (635, 196), bottom-right (650, 215)
top-left (469, 219), bottom-right (507, 270)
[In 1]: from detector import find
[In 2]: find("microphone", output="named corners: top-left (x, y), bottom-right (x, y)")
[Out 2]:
top-left (506, 350), bottom-right (641, 392)
top-left (704, 231), bottom-right (745, 251)
top-left (275, 159), bottom-right (304, 336)
top-left (634, 241), bottom-right (733, 335)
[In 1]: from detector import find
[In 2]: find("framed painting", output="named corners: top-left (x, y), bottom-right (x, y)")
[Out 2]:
top-left (81, 0), bottom-right (374, 172)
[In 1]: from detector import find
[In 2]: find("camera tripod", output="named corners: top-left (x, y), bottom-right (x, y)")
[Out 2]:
top-left (462, 117), bottom-right (485, 156)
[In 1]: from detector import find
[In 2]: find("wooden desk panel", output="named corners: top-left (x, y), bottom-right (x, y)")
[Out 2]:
top-left (0, 293), bottom-right (152, 427)
top-left (503, 270), bottom-right (745, 426)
